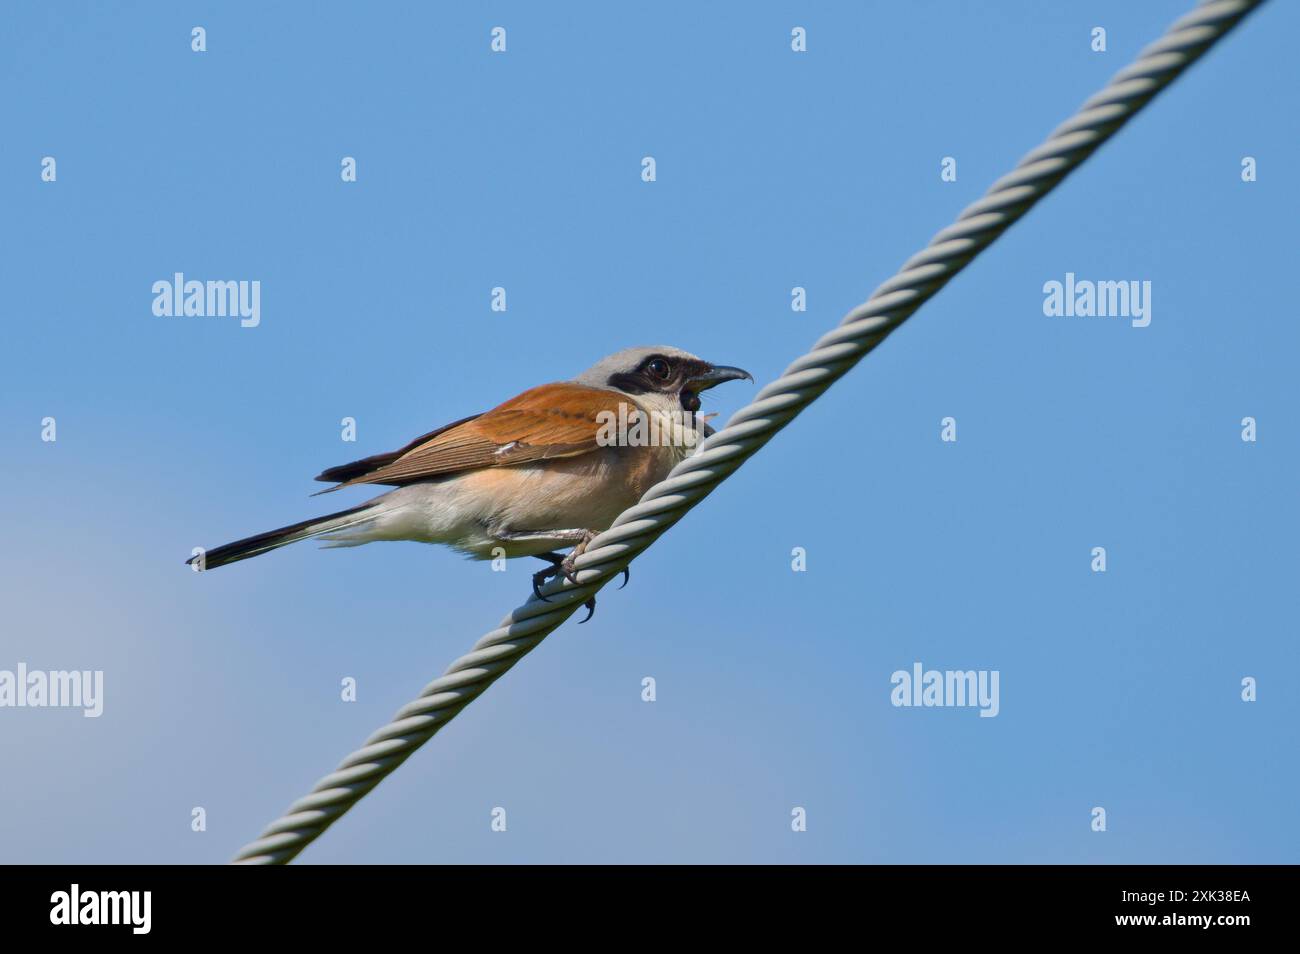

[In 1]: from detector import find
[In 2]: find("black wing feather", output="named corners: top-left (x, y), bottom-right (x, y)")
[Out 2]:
top-left (313, 413), bottom-right (482, 488)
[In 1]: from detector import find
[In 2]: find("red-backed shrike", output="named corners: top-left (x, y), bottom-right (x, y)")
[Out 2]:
top-left (187, 346), bottom-right (751, 618)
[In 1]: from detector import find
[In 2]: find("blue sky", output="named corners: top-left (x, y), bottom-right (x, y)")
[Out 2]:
top-left (1, 1), bottom-right (1295, 864)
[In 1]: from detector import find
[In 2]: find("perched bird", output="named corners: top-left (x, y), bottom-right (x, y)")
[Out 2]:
top-left (187, 346), bottom-right (751, 619)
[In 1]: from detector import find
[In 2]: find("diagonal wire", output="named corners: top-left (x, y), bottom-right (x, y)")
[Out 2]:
top-left (233, 0), bottom-right (1266, 863)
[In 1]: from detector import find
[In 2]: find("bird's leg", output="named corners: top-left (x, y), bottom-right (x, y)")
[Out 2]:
top-left (546, 531), bottom-right (630, 593)
top-left (554, 533), bottom-right (629, 622)
top-left (556, 530), bottom-right (597, 583)
top-left (497, 528), bottom-right (629, 620)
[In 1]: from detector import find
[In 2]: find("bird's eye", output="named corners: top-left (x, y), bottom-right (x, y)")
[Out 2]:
top-left (647, 358), bottom-right (671, 380)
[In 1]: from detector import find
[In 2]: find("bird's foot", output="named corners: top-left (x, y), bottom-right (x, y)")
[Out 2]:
top-left (529, 534), bottom-right (630, 621)
top-left (530, 533), bottom-right (593, 602)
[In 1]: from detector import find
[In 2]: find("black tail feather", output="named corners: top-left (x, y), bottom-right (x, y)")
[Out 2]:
top-left (187, 502), bottom-right (373, 571)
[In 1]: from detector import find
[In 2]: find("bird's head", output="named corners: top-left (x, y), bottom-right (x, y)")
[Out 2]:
top-left (576, 346), bottom-right (752, 414)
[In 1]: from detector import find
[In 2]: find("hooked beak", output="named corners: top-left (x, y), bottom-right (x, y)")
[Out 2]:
top-left (687, 364), bottom-right (753, 391)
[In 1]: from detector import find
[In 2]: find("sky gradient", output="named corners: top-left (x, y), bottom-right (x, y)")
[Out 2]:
top-left (1, 1), bottom-right (1295, 863)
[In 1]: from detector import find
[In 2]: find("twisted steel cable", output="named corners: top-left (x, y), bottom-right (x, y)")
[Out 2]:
top-left (233, 0), bottom-right (1266, 863)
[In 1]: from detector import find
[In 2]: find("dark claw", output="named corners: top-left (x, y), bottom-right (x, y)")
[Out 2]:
top-left (530, 549), bottom-right (623, 617)
top-left (532, 568), bottom-right (555, 603)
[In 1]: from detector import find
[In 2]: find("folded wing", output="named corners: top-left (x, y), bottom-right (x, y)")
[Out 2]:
top-left (314, 383), bottom-right (635, 493)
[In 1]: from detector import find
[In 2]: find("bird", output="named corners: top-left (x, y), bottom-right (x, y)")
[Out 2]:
top-left (186, 346), bottom-right (751, 620)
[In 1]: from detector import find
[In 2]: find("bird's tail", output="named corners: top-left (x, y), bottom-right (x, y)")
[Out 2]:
top-left (187, 501), bottom-right (382, 571)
